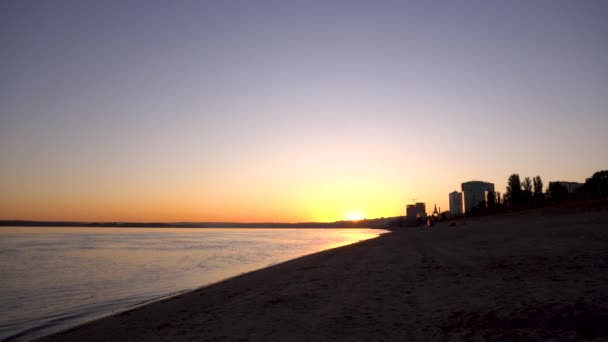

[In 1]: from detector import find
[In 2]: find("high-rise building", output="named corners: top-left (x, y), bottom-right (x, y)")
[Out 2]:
top-left (461, 181), bottom-right (495, 212)
top-left (406, 202), bottom-right (426, 223)
top-left (449, 191), bottom-right (463, 215)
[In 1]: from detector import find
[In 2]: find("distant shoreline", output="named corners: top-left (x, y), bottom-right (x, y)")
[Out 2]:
top-left (0, 217), bottom-right (395, 229)
top-left (0, 218), bottom-right (393, 229)
top-left (4, 200), bottom-right (607, 229)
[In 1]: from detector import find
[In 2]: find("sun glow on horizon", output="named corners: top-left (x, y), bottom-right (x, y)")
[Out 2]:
top-left (345, 212), bottom-right (365, 221)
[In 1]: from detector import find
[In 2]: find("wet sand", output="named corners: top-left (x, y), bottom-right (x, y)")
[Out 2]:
top-left (38, 204), bottom-right (608, 341)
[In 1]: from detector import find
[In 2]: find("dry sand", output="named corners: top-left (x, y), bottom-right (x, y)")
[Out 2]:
top-left (37, 204), bottom-right (608, 341)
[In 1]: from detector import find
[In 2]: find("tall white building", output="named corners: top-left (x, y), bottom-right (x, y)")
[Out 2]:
top-left (461, 181), bottom-right (495, 212)
top-left (449, 191), bottom-right (463, 215)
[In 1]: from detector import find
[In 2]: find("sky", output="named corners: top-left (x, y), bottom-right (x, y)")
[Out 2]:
top-left (1, 0), bottom-right (607, 222)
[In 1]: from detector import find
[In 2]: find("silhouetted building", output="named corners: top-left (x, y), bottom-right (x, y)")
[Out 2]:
top-left (461, 181), bottom-right (495, 212)
top-left (546, 181), bottom-right (584, 198)
top-left (557, 181), bottom-right (583, 193)
top-left (449, 191), bottom-right (463, 215)
top-left (406, 202), bottom-right (426, 224)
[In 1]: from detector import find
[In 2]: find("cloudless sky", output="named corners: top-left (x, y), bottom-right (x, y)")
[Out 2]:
top-left (1, 0), bottom-right (607, 222)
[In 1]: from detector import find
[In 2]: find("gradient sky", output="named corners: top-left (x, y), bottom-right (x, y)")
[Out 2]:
top-left (1, 1), bottom-right (607, 222)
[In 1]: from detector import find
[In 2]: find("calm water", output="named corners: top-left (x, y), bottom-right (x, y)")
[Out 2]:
top-left (0, 227), bottom-right (386, 341)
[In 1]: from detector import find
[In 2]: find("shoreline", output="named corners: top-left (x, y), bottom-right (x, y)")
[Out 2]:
top-left (3, 229), bottom-right (387, 342)
top-left (37, 205), bottom-right (608, 341)
top-left (65, 237), bottom-right (382, 335)
top-left (23, 235), bottom-right (386, 342)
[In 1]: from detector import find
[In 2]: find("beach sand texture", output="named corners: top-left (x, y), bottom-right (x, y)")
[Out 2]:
top-left (38, 204), bottom-right (608, 341)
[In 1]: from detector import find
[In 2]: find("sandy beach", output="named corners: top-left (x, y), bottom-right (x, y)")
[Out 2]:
top-left (37, 203), bottom-right (608, 341)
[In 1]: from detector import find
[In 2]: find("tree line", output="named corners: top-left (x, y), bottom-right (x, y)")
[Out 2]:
top-left (470, 170), bottom-right (608, 215)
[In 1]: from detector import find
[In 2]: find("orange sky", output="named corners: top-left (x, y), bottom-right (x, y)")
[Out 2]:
top-left (1, 150), bottom-right (602, 223)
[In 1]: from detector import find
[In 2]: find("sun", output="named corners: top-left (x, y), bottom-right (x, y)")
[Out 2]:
top-left (345, 212), bottom-right (365, 221)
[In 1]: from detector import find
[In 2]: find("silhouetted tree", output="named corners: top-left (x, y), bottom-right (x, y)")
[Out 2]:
top-left (505, 174), bottom-right (522, 206)
top-left (548, 182), bottom-right (568, 202)
top-left (487, 191), bottom-right (496, 210)
top-left (582, 170), bottom-right (608, 200)
top-left (522, 177), bottom-right (533, 204)
top-left (522, 177), bottom-right (532, 192)
top-left (533, 176), bottom-right (543, 196)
